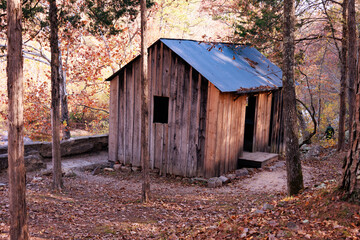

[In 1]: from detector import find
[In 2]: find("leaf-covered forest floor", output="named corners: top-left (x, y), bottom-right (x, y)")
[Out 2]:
top-left (1, 146), bottom-right (360, 239)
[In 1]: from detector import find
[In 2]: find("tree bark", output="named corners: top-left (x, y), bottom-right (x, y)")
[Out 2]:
top-left (347, 0), bottom-right (357, 148)
top-left (49, 0), bottom-right (63, 190)
top-left (341, 0), bottom-right (359, 195)
top-left (7, 0), bottom-right (29, 238)
top-left (140, 0), bottom-right (150, 203)
top-left (283, 0), bottom-right (304, 196)
top-left (59, 42), bottom-right (70, 140)
top-left (338, 0), bottom-right (348, 152)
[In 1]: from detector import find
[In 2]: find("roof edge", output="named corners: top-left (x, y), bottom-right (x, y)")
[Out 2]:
top-left (105, 38), bottom-right (250, 82)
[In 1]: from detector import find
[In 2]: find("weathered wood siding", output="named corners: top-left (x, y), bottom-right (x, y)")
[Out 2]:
top-left (112, 42), bottom-right (208, 177)
top-left (269, 90), bottom-right (284, 153)
top-left (108, 75), bottom-right (119, 162)
top-left (108, 40), bottom-right (283, 178)
top-left (203, 83), bottom-right (247, 178)
top-left (253, 92), bottom-right (273, 152)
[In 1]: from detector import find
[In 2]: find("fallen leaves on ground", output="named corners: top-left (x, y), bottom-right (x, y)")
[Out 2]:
top-left (0, 148), bottom-right (359, 239)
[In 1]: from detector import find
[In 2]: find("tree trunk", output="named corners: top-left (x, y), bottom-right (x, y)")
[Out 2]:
top-left (338, 0), bottom-right (348, 152)
top-left (347, 0), bottom-right (357, 148)
top-left (49, 0), bottom-right (63, 190)
top-left (7, 0), bottom-right (29, 238)
top-left (341, 0), bottom-right (359, 195)
top-left (283, 0), bottom-right (304, 196)
top-left (59, 42), bottom-right (70, 140)
top-left (141, 0), bottom-right (150, 203)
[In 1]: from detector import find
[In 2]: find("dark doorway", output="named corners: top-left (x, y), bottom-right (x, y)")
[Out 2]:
top-left (244, 95), bottom-right (256, 152)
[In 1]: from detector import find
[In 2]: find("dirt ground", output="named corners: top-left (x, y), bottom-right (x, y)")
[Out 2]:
top-left (0, 147), bottom-right (344, 239)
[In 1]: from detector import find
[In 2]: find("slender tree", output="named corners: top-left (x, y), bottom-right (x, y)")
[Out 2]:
top-left (7, 0), bottom-right (29, 237)
top-left (283, 0), bottom-right (304, 195)
top-left (49, 0), bottom-right (62, 190)
top-left (338, 0), bottom-right (348, 151)
top-left (59, 46), bottom-right (70, 140)
top-left (141, 0), bottom-right (150, 203)
top-left (347, 0), bottom-right (356, 148)
top-left (341, 0), bottom-right (359, 195)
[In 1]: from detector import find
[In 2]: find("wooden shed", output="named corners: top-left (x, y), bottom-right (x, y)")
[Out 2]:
top-left (107, 38), bottom-right (284, 178)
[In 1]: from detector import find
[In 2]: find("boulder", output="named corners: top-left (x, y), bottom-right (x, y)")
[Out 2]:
top-left (226, 174), bottom-right (236, 180)
top-left (24, 154), bottom-right (46, 172)
top-left (131, 166), bottom-right (141, 172)
top-left (113, 164), bottom-right (122, 171)
top-left (121, 166), bottom-right (132, 172)
top-left (219, 175), bottom-right (230, 184)
top-left (235, 168), bottom-right (249, 177)
top-left (207, 177), bottom-right (222, 188)
top-left (190, 177), bottom-right (208, 185)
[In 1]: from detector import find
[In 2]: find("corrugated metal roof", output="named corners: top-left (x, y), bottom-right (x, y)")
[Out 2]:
top-left (160, 39), bottom-right (282, 93)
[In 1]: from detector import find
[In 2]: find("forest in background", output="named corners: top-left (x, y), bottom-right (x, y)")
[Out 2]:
top-left (0, 0), bottom-right (345, 146)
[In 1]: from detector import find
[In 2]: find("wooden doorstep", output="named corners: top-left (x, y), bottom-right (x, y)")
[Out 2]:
top-left (238, 151), bottom-right (278, 168)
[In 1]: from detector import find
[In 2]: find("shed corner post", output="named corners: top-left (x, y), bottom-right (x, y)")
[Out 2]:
top-left (108, 75), bottom-right (120, 162)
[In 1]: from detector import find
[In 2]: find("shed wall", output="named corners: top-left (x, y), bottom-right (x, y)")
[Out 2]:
top-left (204, 83), bottom-right (247, 178)
top-left (108, 41), bottom-right (284, 178)
top-left (253, 92), bottom-right (273, 152)
top-left (269, 90), bottom-right (284, 153)
top-left (110, 42), bottom-right (208, 177)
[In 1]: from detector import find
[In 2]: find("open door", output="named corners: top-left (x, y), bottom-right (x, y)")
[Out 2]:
top-left (244, 95), bottom-right (256, 152)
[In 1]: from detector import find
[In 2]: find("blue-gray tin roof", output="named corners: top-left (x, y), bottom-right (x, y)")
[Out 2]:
top-left (160, 39), bottom-right (282, 93)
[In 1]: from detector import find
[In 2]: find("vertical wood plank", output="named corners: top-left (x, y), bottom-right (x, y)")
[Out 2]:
top-left (197, 76), bottom-right (208, 177)
top-left (174, 59), bottom-right (186, 176)
top-left (154, 123), bottom-right (163, 169)
top-left (155, 43), bottom-right (163, 96)
top-left (230, 95), bottom-right (239, 169)
top-left (168, 55), bottom-right (178, 175)
top-left (225, 94), bottom-right (233, 173)
top-left (204, 83), bottom-right (219, 178)
top-left (162, 124), bottom-right (168, 175)
top-left (261, 94), bottom-right (268, 150)
top-left (256, 94), bottom-right (262, 151)
top-left (180, 64), bottom-right (191, 176)
top-left (122, 69), bottom-right (128, 164)
top-left (125, 64), bottom-right (134, 165)
top-left (238, 96), bottom-right (246, 158)
top-left (216, 93), bottom-right (225, 176)
top-left (161, 46), bottom-right (171, 174)
top-left (253, 94), bottom-right (259, 151)
top-left (133, 59), bottom-right (142, 166)
top-left (148, 45), bottom-right (154, 169)
top-left (187, 68), bottom-right (200, 177)
top-left (265, 93), bottom-right (272, 151)
top-left (108, 75), bottom-right (119, 162)
top-left (162, 46), bottom-right (171, 96)
top-left (117, 70), bottom-right (125, 163)
top-left (166, 52), bottom-right (176, 174)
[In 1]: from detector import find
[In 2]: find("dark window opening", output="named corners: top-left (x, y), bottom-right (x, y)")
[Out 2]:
top-left (153, 96), bottom-right (169, 124)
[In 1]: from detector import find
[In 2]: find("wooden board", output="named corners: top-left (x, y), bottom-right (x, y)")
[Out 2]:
top-left (124, 64), bottom-right (135, 164)
top-left (238, 151), bottom-right (278, 168)
top-left (108, 75), bottom-right (119, 162)
top-left (204, 83), bottom-right (219, 178)
top-left (117, 71), bottom-right (125, 163)
top-left (196, 76), bottom-right (208, 177)
top-left (132, 59), bottom-right (141, 166)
